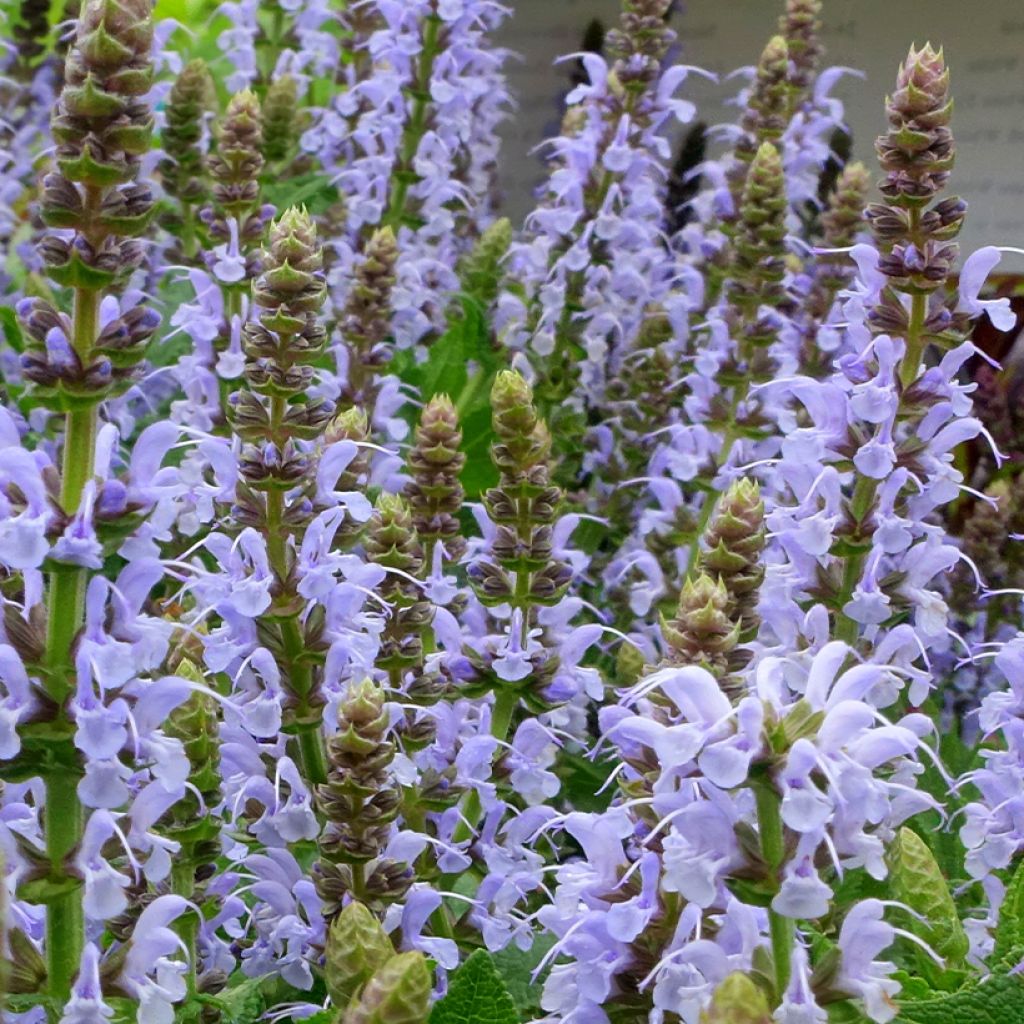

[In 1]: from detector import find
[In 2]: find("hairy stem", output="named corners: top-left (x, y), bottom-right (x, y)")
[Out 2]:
top-left (755, 781), bottom-right (793, 1002)
top-left (43, 282), bottom-right (100, 1008)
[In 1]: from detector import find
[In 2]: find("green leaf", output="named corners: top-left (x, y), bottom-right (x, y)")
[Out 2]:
top-left (262, 172), bottom-right (340, 216)
top-left (428, 950), bottom-right (519, 1024)
top-left (555, 750), bottom-right (617, 813)
top-left (490, 935), bottom-right (555, 1016)
top-left (897, 973), bottom-right (1024, 1024)
top-left (0, 305), bottom-right (24, 353)
top-left (216, 977), bottom-right (266, 1024)
top-left (994, 858), bottom-right (1024, 965)
top-left (889, 827), bottom-right (969, 970)
top-left (418, 298), bottom-right (490, 402)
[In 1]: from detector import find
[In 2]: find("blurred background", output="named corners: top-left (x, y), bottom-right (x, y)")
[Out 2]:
top-left (496, 0), bottom-right (1024, 254)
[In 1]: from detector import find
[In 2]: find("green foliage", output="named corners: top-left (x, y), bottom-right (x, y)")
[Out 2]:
top-left (490, 935), bottom-right (555, 1017)
top-left (993, 858), bottom-right (1024, 965)
top-left (889, 826), bottom-right (968, 983)
top-left (428, 950), bottom-right (519, 1024)
top-left (408, 297), bottom-right (502, 499)
top-left (212, 977), bottom-right (266, 1024)
top-left (897, 973), bottom-right (1024, 1024)
top-left (262, 172), bottom-right (341, 217)
top-left (554, 750), bottom-right (617, 813)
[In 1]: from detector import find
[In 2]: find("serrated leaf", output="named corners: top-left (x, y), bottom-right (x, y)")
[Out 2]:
top-left (490, 935), bottom-right (555, 1015)
top-left (994, 859), bottom-right (1024, 965)
top-left (428, 950), bottom-right (518, 1024)
top-left (216, 977), bottom-right (266, 1024)
top-left (897, 973), bottom-right (1024, 1024)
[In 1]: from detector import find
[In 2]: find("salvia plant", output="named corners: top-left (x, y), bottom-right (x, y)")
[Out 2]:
top-left (1, 0), bottom-right (1024, 1023)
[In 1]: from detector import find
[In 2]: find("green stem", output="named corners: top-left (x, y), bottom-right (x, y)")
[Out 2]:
top-left (833, 221), bottom-right (928, 644)
top-left (294, 714), bottom-right (328, 787)
top-left (755, 781), bottom-right (793, 1003)
top-left (43, 282), bottom-right (100, 1010)
top-left (834, 475), bottom-right (880, 644)
top-left (451, 686), bottom-right (519, 845)
top-left (383, 13), bottom-right (442, 229)
top-left (171, 855), bottom-right (198, 995)
top-left (264, 399), bottom-right (327, 787)
top-left (44, 772), bottom-right (84, 1011)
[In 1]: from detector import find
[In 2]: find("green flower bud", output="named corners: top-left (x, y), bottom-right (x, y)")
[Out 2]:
top-left (471, 369), bottom-right (571, 645)
top-left (729, 141), bottom-right (787, 342)
top-left (322, 407), bottom-right (372, 548)
top-left (662, 573), bottom-right (740, 677)
top-left (256, 206), bottom-right (326, 312)
top-left (52, 0), bottom-right (155, 188)
top-left (800, 160), bottom-right (870, 377)
top-left (27, 0), bottom-right (157, 408)
top-left (209, 88), bottom-right (264, 218)
top-left (343, 226), bottom-right (399, 408)
top-left (325, 903), bottom-right (395, 1010)
top-left (700, 972), bottom-right (772, 1023)
top-left (727, 35), bottom-right (789, 204)
top-left (365, 494), bottom-right (432, 677)
top-left (604, 0), bottom-right (675, 85)
top-left (160, 58), bottom-right (214, 202)
top-left (698, 478), bottom-right (766, 642)
top-left (876, 44), bottom-right (953, 206)
top-left (778, 0), bottom-right (822, 101)
top-left (165, 686), bottom-right (221, 808)
top-left (366, 494), bottom-right (422, 576)
top-left (404, 394), bottom-right (466, 563)
top-left (315, 681), bottom-right (410, 916)
top-left (459, 218), bottom-right (512, 308)
top-left (262, 74), bottom-right (300, 164)
top-left (490, 370), bottom-right (547, 474)
top-left (342, 952), bottom-right (432, 1024)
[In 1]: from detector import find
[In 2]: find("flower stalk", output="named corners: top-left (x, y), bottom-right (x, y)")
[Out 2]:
top-left (22, 0), bottom-right (157, 1004)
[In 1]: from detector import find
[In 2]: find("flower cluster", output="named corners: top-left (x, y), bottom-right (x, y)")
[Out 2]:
top-left (0, 3), bottom-right (1022, 1024)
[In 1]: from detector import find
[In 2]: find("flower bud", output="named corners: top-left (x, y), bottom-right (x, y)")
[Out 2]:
top-left (458, 217), bottom-right (511, 308)
top-left (700, 972), bottom-right (772, 1023)
top-left (876, 44), bottom-right (954, 206)
top-left (209, 88), bottom-right (264, 218)
top-left (160, 58), bottom-right (214, 202)
top-left (51, 0), bottom-right (155, 189)
top-left (325, 902), bottom-right (395, 1010)
top-left (728, 35), bottom-right (789, 205)
top-left (729, 142), bottom-right (787, 349)
top-left (662, 573), bottom-right (741, 677)
top-left (343, 226), bottom-right (399, 407)
top-left (314, 681), bottom-right (408, 917)
top-left (366, 495), bottom-right (432, 675)
top-left (778, 0), bottom-right (822, 101)
top-left (404, 394), bottom-right (466, 563)
top-left (698, 478), bottom-right (766, 643)
top-left (262, 74), bottom-right (300, 164)
top-left (341, 952), bottom-right (432, 1024)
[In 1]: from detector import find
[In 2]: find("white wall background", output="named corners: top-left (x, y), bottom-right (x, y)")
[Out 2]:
top-left (496, 0), bottom-right (1024, 253)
